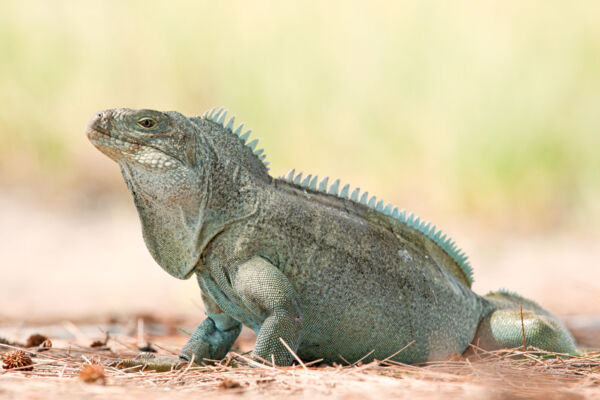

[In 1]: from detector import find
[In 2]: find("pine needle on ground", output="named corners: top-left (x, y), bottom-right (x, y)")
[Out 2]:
top-left (1, 338), bottom-right (599, 400)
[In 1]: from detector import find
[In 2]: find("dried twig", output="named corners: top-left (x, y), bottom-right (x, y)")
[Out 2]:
top-left (279, 338), bottom-right (308, 370)
top-left (381, 340), bottom-right (416, 363)
top-left (520, 302), bottom-right (526, 348)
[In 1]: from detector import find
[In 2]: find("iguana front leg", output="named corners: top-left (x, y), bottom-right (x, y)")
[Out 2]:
top-left (115, 290), bottom-right (241, 371)
top-left (179, 291), bottom-right (242, 362)
top-left (232, 256), bottom-right (303, 366)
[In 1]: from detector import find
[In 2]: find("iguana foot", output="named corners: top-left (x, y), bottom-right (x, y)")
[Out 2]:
top-left (111, 353), bottom-right (190, 372)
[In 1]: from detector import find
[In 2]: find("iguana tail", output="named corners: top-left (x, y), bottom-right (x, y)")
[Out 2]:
top-left (472, 289), bottom-right (576, 353)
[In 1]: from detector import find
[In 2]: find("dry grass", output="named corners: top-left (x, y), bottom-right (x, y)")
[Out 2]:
top-left (1, 335), bottom-right (599, 399)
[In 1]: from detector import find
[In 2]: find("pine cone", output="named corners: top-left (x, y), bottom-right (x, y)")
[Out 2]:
top-left (79, 363), bottom-right (106, 384)
top-left (2, 350), bottom-right (34, 371)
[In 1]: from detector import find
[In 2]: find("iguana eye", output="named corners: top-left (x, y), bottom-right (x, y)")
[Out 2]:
top-left (137, 118), bottom-right (157, 129)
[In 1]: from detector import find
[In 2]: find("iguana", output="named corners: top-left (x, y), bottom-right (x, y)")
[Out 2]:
top-left (86, 107), bottom-right (575, 369)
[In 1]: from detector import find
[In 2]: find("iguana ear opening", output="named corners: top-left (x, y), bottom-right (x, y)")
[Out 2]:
top-left (185, 141), bottom-right (197, 167)
top-left (184, 123), bottom-right (217, 169)
top-left (183, 127), bottom-right (203, 168)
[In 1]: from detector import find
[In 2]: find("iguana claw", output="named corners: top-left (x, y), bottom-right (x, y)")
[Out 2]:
top-left (111, 353), bottom-right (190, 372)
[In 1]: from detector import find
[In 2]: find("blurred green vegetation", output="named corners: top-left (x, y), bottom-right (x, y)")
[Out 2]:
top-left (0, 1), bottom-right (598, 227)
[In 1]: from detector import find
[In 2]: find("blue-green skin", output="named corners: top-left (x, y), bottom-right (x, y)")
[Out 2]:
top-left (87, 108), bottom-right (576, 369)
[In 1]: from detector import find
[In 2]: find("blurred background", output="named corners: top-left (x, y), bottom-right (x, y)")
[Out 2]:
top-left (1, 1), bottom-right (598, 323)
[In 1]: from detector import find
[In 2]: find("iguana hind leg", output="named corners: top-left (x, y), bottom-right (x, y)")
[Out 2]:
top-left (233, 256), bottom-right (303, 366)
top-left (472, 290), bottom-right (576, 353)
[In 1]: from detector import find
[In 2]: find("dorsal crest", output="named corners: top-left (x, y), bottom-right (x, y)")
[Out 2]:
top-left (201, 107), bottom-right (270, 171)
top-left (280, 168), bottom-right (474, 285)
top-left (198, 106), bottom-right (473, 285)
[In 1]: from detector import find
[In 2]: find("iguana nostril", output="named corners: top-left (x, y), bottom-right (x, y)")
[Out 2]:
top-left (86, 110), bottom-right (111, 136)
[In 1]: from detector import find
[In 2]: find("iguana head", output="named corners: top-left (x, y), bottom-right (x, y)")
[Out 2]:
top-left (87, 108), bottom-right (198, 169)
top-left (87, 108), bottom-right (209, 280)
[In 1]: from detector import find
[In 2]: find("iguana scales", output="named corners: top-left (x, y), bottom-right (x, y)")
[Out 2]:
top-left (86, 107), bottom-right (575, 368)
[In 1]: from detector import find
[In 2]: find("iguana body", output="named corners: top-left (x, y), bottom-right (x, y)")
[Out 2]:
top-left (87, 107), bottom-right (575, 367)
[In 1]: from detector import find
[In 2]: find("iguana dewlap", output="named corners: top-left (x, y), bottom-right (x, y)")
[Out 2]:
top-left (87, 107), bottom-right (575, 368)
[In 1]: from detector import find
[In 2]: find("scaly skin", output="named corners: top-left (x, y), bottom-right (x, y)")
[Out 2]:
top-left (87, 107), bottom-right (575, 369)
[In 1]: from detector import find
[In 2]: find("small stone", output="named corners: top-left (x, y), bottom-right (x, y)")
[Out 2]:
top-left (137, 344), bottom-right (157, 353)
top-left (26, 334), bottom-right (48, 348)
top-left (90, 332), bottom-right (110, 348)
top-left (219, 378), bottom-right (241, 389)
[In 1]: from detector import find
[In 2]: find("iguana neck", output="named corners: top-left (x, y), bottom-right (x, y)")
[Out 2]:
top-left (120, 160), bottom-right (259, 279)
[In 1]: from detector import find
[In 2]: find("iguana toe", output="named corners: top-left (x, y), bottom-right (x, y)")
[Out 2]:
top-left (111, 354), bottom-right (188, 372)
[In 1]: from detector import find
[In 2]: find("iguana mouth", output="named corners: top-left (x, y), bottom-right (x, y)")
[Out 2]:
top-left (86, 112), bottom-right (145, 157)
top-left (85, 122), bottom-right (110, 141)
top-left (87, 125), bottom-right (140, 150)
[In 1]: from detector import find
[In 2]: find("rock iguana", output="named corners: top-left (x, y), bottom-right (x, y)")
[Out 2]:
top-left (86, 107), bottom-right (575, 369)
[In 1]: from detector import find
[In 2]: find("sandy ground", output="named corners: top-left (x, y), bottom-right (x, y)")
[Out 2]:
top-left (1, 328), bottom-right (599, 400)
